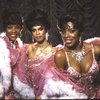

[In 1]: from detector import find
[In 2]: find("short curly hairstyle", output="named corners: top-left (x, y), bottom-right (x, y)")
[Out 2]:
top-left (25, 9), bottom-right (50, 32)
top-left (2, 9), bottom-right (23, 31)
top-left (58, 10), bottom-right (84, 36)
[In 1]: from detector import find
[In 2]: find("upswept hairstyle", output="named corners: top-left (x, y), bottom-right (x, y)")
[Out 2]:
top-left (2, 9), bottom-right (23, 31)
top-left (57, 10), bottom-right (84, 36)
top-left (25, 9), bottom-right (50, 32)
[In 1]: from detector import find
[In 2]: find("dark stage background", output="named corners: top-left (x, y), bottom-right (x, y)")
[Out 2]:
top-left (0, 0), bottom-right (100, 46)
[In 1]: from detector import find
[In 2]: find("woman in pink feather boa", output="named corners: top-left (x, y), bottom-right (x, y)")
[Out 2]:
top-left (0, 9), bottom-right (24, 99)
top-left (55, 10), bottom-right (100, 99)
top-left (12, 9), bottom-right (89, 99)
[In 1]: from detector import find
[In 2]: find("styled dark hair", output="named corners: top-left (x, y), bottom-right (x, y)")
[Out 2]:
top-left (2, 9), bottom-right (23, 31)
top-left (58, 10), bottom-right (84, 35)
top-left (25, 9), bottom-right (50, 32)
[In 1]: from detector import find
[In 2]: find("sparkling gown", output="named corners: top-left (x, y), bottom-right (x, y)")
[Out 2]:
top-left (13, 44), bottom-right (87, 99)
top-left (66, 39), bottom-right (100, 99)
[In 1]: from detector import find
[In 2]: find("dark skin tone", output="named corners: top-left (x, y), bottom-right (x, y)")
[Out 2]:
top-left (27, 25), bottom-right (53, 99)
top-left (54, 21), bottom-right (100, 73)
top-left (6, 24), bottom-right (22, 43)
top-left (27, 25), bottom-right (53, 59)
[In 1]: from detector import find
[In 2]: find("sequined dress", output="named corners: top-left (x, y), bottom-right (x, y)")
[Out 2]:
top-left (13, 44), bottom-right (88, 99)
top-left (66, 44), bottom-right (100, 99)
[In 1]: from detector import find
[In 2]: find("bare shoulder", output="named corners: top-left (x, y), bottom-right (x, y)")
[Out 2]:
top-left (83, 42), bottom-right (95, 54)
top-left (27, 44), bottom-right (33, 51)
top-left (27, 43), bottom-right (36, 51)
top-left (54, 49), bottom-right (66, 59)
top-left (93, 44), bottom-right (100, 55)
top-left (54, 49), bottom-right (66, 69)
top-left (85, 42), bottom-right (100, 58)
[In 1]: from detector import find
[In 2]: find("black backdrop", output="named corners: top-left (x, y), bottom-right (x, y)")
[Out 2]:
top-left (0, 0), bottom-right (100, 46)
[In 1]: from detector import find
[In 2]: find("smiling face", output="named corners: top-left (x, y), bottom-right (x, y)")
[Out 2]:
top-left (31, 25), bottom-right (47, 43)
top-left (61, 21), bottom-right (80, 49)
top-left (6, 24), bottom-right (22, 42)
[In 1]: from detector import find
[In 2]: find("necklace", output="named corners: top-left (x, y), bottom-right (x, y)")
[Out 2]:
top-left (70, 45), bottom-right (86, 63)
top-left (35, 43), bottom-right (50, 56)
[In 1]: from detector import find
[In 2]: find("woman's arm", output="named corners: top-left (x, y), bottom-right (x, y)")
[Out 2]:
top-left (26, 44), bottom-right (36, 59)
top-left (54, 49), bottom-right (66, 70)
top-left (94, 45), bottom-right (100, 62)
top-left (84, 37), bottom-right (100, 61)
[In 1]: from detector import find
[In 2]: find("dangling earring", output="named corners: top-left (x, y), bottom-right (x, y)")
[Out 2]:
top-left (80, 32), bottom-right (84, 43)
top-left (32, 35), bottom-right (35, 42)
top-left (46, 32), bottom-right (49, 40)
top-left (19, 28), bottom-right (23, 38)
top-left (79, 37), bottom-right (82, 44)
top-left (19, 32), bottom-right (22, 38)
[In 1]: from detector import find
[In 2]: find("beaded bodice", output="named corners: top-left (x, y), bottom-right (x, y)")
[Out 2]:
top-left (66, 44), bottom-right (99, 83)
